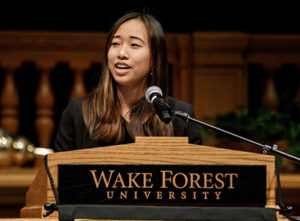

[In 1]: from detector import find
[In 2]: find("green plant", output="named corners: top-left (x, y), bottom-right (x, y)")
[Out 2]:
top-left (205, 105), bottom-right (300, 157)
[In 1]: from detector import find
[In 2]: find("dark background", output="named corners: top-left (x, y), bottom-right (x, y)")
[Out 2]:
top-left (0, 1), bottom-right (300, 34)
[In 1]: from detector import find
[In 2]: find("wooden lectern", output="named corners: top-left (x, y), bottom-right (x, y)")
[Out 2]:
top-left (20, 137), bottom-right (277, 219)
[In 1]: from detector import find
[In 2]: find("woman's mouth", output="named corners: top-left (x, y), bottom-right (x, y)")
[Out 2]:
top-left (114, 64), bottom-right (131, 75)
top-left (116, 64), bottom-right (130, 69)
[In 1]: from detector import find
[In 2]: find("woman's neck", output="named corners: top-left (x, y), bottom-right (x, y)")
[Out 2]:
top-left (117, 84), bottom-right (146, 120)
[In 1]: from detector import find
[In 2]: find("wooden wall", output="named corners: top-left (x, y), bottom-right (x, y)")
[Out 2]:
top-left (0, 31), bottom-right (300, 148)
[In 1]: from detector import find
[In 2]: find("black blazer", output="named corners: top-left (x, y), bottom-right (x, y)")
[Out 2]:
top-left (54, 97), bottom-right (202, 151)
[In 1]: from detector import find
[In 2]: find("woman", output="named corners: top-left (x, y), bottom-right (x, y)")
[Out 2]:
top-left (54, 12), bottom-right (202, 151)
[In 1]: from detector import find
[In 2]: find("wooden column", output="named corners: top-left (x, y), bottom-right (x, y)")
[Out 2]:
top-left (192, 32), bottom-right (248, 119)
top-left (176, 34), bottom-right (193, 103)
top-left (35, 61), bottom-right (55, 148)
top-left (261, 64), bottom-right (280, 111)
top-left (69, 62), bottom-right (89, 98)
top-left (0, 61), bottom-right (20, 136)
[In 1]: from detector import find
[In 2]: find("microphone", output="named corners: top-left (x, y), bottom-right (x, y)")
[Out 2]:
top-left (145, 86), bottom-right (172, 124)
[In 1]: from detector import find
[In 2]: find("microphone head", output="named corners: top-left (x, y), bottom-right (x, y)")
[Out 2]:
top-left (145, 86), bottom-right (163, 103)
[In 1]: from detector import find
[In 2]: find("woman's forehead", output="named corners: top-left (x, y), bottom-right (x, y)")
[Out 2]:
top-left (114, 19), bottom-right (149, 43)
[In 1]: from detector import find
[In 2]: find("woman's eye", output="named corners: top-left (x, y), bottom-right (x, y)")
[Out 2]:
top-left (131, 43), bottom-right (141, 47)
top-left (111, 42), bottom-right (119, 46)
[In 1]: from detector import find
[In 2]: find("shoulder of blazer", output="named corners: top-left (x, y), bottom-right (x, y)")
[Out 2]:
top-left (167, 96), bottom-right (192, 113)
top-left (69, 97), bottom-right (83, 107)
top-left (63, 97), bottom-right (84, 117)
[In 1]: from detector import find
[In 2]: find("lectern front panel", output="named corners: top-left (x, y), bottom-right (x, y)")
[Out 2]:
top-left (58, 164), bottom-right (266, 206)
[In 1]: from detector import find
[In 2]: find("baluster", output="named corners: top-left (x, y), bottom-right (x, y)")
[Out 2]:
top-left (0, 61), bottom-right (20, 136)
top-left (261, 64), bottom-right (279, 111)
top-left (69, 62), bottom-right (89, 98)
top-left (35, 61), bottom-right (55, 148)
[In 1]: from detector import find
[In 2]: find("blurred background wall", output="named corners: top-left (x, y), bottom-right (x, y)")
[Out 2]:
top-left (0, 1), bottom-right (299, 147)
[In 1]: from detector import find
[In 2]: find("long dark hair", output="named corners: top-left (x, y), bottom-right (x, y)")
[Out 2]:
top-left (82, 12), bottom-right (173, 144)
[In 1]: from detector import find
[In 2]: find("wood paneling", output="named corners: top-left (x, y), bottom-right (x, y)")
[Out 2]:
top-left (192, 32), bottom-right (248, 119)
top-left (193, 67), bottom-right (247, 119)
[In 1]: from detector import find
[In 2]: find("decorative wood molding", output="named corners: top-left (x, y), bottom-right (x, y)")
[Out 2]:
top-left (193, 32), bottom-right (248, 66)
top-left (0, 31), bottom-right (107, 62)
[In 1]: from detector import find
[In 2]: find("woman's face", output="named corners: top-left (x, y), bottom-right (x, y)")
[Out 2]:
top-left (108, 19), bottom-right (152, 89)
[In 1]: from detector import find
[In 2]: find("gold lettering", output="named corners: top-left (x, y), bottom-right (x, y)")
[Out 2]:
top-left (112, 173), bottom-right (127, 188)
top-left (143, 191), bottom-right (151, 199)
top-left (173, 172), bottom-right (188, 189)
top-left (225, 173), bottom-right (238, 189)
top-left (128, 173), bottom-right (141, 188)
top-left (202, 191), bottom-right (209, 200)
top-left (181, 191), bottom-right (187, 199)
top-left (120, 191), bottom-right (128, 199)
top-left (203, 173), bottom-right (214, 189)
top-left (193, 191), bottom-right (197, 199)
top-left (156, 191), bottom-right (162, 199)
top-left (134, 191), bottom-right (138, 199)
top-left (215, 173), bottom-right (225, 189)
top-left (215, 191), bottom-right (221, 200)
top-left (106, 191), bottom-right (114, 199)
top-left (189, 173), bottom-right (202, 188)
top-left (160, 170), bottom-right (173, 188)
top-left (90, 170), bottom-right (114, 188)
top-left (143, 173), bottom-right (153, 188)
top-left (169, 191), bottom-right (175, 199)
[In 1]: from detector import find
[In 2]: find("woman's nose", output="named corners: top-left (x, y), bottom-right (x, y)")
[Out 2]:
top-left (118, 45), bottom-right (128, 59)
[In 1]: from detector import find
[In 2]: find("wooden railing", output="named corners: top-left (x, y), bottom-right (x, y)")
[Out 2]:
top-left (0, 31), bottom-right (300, 148)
